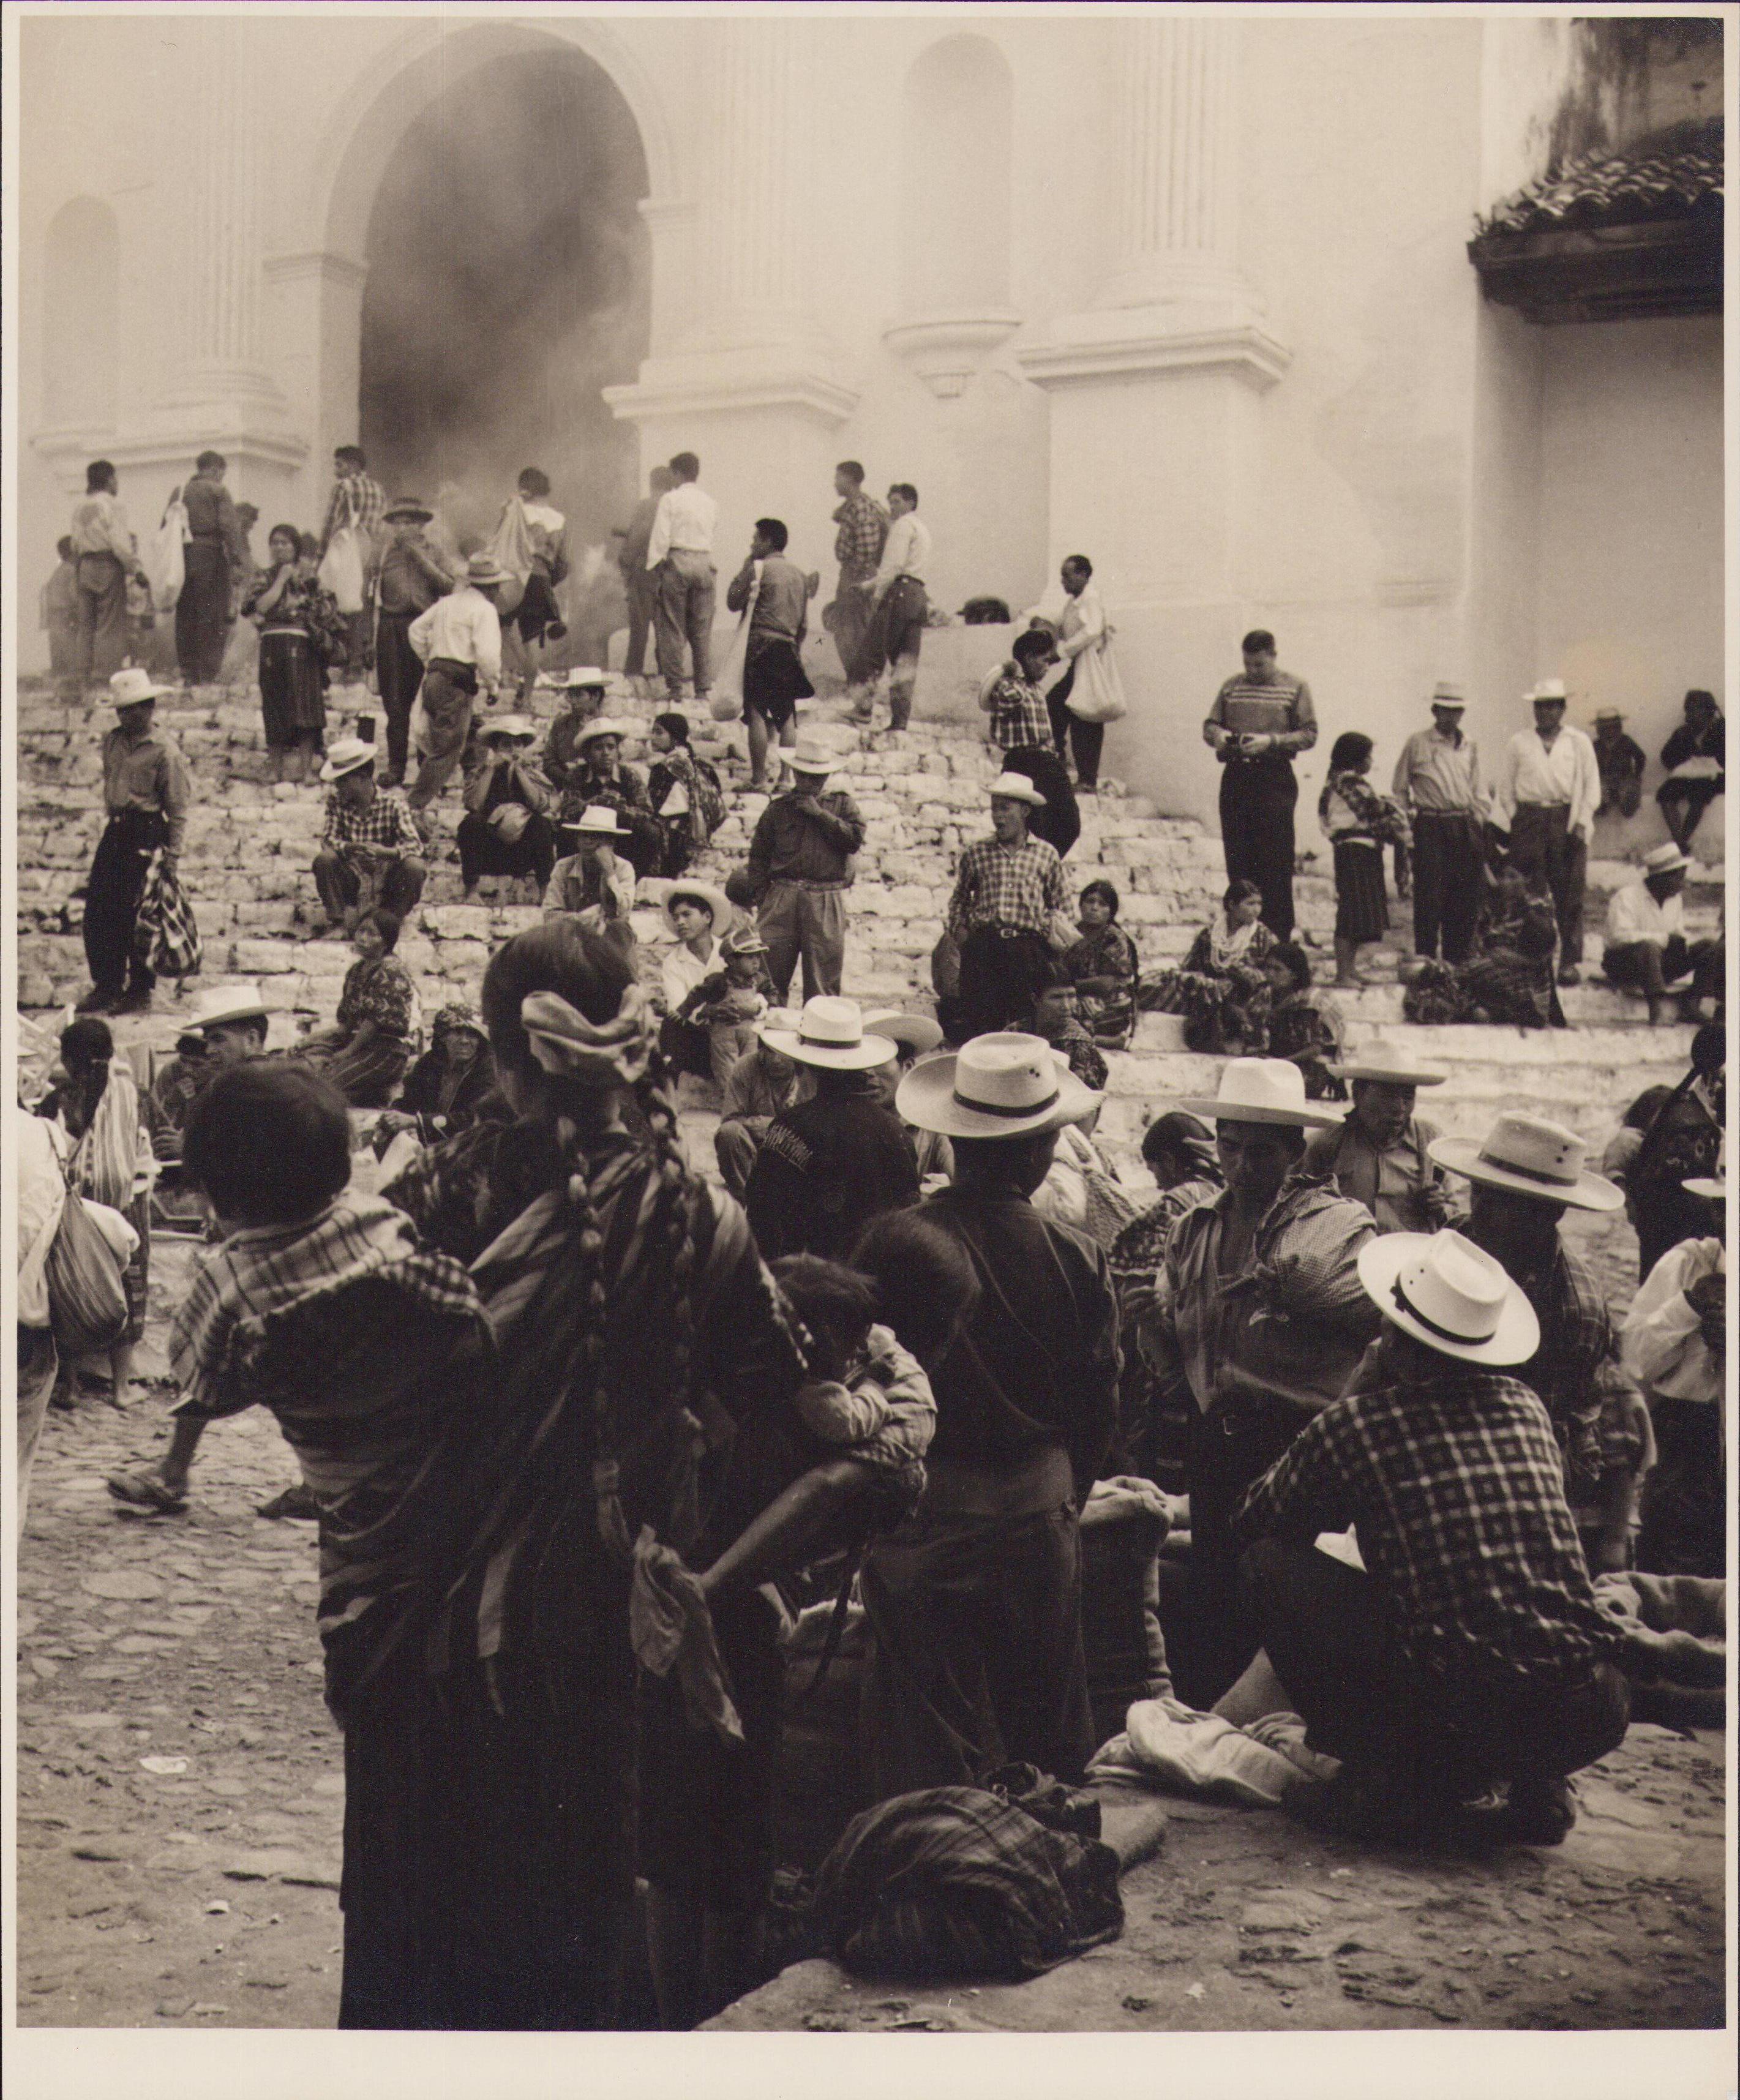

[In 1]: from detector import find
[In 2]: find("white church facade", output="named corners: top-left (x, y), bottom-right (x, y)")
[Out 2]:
top-left (14, 8), bottom-right (1723, 831)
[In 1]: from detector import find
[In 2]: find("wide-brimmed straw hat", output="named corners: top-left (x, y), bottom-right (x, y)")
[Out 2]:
top-left (759, 997), bottom-right (899, 1072)
top-left (480, 713), bottom-right (537, 742)
top-left (660, 878), bottom-right (733, 931)
top-left (465, 552), bottom-right (508, 587)
top-left (189, 981), bottom-right (269, 1034)
top-left (898, 1030), bottom-right (1100, 1138)
top-left (1641, 842), bottom-right (1690, 877)
top-left (319, 736), bottom-right (377, 782)
top-left (1178, 1057), bottom-right (1344, 1129)
top-left (1430, 1112), bottom-right (1624, 1213)
top-left (789, 733), bottom-right (838, 778)
top-left (1527, 677), bottom-right (1569, 704)
top-left (1683, 1136), bottom-right (1726, 1202)
top-left (1429, 681), bottom-right (1466, 710)
top-left (576, 715), bottom-right (628, 748)
top-left (110, 667), bottom-right (167, 707)
top-left (561, 804), bottom-right (632, 838)
top-left (986, 772), bottom-right (1047, 806)
top-left (565, 666), bottom-right (608, 688)
top-left (1359, 1230), bottom-right (1540, 1367)
top-left (1333, 1037), bottom-right (1447, 1088)
top-left (864, 1008), bottom-right (945, 1057)
top-left (383, 496), bottom-right (433, 523)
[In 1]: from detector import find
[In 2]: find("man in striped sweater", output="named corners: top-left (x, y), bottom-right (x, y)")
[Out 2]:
top-left (1203, 629), bottom-right (1318, 938)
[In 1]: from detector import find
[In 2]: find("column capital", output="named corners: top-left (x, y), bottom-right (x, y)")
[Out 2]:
top-left (603, 347), bottom-right (860, 430)
top-left (1018, 311), bottom-right (1290, 394)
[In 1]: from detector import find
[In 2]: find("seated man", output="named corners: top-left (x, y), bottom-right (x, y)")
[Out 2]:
top-left (1232, 1228), bottom-right (1629, 1848)
top-left (1603, 842), bottom-right (1716, 1026)
top-left (312, 737), bottom-right (428, 937)
top-left (146, 1030), bottom-right (210, 1163)
top-left (713, 1018), bottom-right (810, 1202)
top-left (1299, 1038), bottom-right (1457, 1234)
top-left (1592, 708), bottom-right (1646, 820)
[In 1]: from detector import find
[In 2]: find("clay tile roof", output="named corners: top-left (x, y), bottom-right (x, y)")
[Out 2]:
top-left (1476, 120), bottom-right (1723, 238)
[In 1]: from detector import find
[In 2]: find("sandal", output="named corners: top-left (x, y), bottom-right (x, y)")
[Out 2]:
top-left (107, 1468), bottom-right (190, 1517)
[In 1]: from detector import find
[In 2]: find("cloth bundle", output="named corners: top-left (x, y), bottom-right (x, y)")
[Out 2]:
top-left (44, 1185), bottom-right (135, 1357)
top-left (133, 852), bottom-right (203, 981)
top-left (1592, 1570), bottom-right (1725, 1728)
top-left (1088, 1697), bottom-right (1338, 1809)
top-left (628, 1524), bottom-right (744, 1746)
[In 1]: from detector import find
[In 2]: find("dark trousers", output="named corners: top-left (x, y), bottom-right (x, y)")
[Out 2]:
top-left (175, 540), bottom-right (232, 683)
top-left (860, 1501), bottom-right (1094, 1798)
top-left (956, 924), bottom-right (1053, 1041)
top-left (621, 566), bottom-right (657, 677)
top-left (312, 848), bottom-right (428, 925)
top-left (1177, 1401), bottom-right (1303, 1705)
top-left (456, 811), bottom-right (557, 891)
top-left (1409, 811), bottom-right (1486, 962)
top-left (1046, 664), bottom-right (1104, 789)
top-left (1241, 1538), bottom-right (1629, 1802)
top-left (1000, 745), bottom-right (1081, 858)
top-left (1507, 803), bottom-right (1586, 964)
top-left (75, 553), bottom-right (130, 683)
top-left (1657, 774), bottom-right (1722, 849)
top-left (1218, 760), bottom-right (1297, 938)
top-left (1605, 934), bottom-right (1713, 1000)
top-left (83, 808), bottom-right (165, 998)
top-left (375, 613), bottom-right (425, 782)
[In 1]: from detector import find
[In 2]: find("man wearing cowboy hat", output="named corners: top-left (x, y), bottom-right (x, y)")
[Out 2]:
top-left (1591, 705), bottom-right (1646, 822)
top-left (1493, 679), bottom-right (1599, 985)
top-left (713, 1010), bottom-right (812, 1201)
top-left (541, 668), bottom-right (610, 796)
top-left (1391, 681), bottom-right (1487, 964)
top-left (555, 715), bottom-right (660, 878)
top-left (860, 1032), bottom-right (1117, 1794)
top-left (1141, 1059), bottom-right (1378, 1700)
top-left (746, 734), bottom-right (865, 1003)
top-left (1298, 1037), bottom-right (1456, 1235)
top-left (1232, 1228), bottom-right (1627, 1849)
top-left (744, 998), bottom-right (917, 1264)
top-left (404, 550), bottom-right (508, 818)
top-left (312, 737), bottom-right (427, 936)
top-left (456, 715), bottom-right (555, 902)
top-left (542, 804), bottom-right (639, 950)
top-left (189, 981), bottom-right (272, 1069)
top-left (945, 773), bottom-right (1069, 1043)
top-left (373, 498), bottom-right (453, 786)
top-left (78, 667), bottom-right (193, 1014)
top-left (1434, 1113), bottom-right (1646, 1575)
top-left (1603, 841), bottom-right (1716, 1025)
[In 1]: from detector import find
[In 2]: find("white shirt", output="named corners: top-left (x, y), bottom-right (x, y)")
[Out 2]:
top-left (662, 935), bottom-right (718, 1013)
top-left (1621, 1237), bottom-right (1723, 1403)
top-left (1493, 726), bottom-right (1599, 839)
top-left (1054, 583), bottom-right (1106, 662)
top-left (874, 511), bottom-right (932, 596)
top-left (1607, 879), bottom-right (1686, 947)
top-left (646, 483), bottom-right (718, 566)
top-left (408, 587), bottom-right (503, 690)
top-left (15, 1112), bottom-right (67, 1330)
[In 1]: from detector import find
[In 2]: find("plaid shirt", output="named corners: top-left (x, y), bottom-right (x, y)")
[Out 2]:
top-left (323, 471), bottom-right (387, 547)
top-left (1234, 1371), bottom-right (1619, 1685)
top-left (947, 834), bottom-right (1068, 939)
top-left (322, 785), bottom-right (421, 856)
top-left (984, 671), bottom-right (1052, 752)
top-left (833, 491), bottom-right (888, 582)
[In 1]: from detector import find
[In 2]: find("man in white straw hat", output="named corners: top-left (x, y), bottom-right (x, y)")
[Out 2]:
top-left (456, 714), bottom-right (555, 902)
top-left (743, 997), bottom-right (915, 1262)
top-left (1299, 1037), bottom-right (1455, 1236)
top-left (542, 804), bottom-right (637, 945)
top-left (746, 734), bottom-right (865, 1003)
top-left (1602, 840), bottom-right (1714, 1025)
top-left (1493, 678), bottom-right (1599, 985)
top-left (189, 981), bottom-right (271, 1068)
top-left (312, 736), bottom-right (428, 935)
top-left (1231, 1228), bottom-right (1628, 1849)
top-left (945, 773), bottom-right (1069, 1041)
top-left (556, 716), bottom-right (660, 878)
top-left (1391, 680), bottom-right (1486, 964)
top-left (79, 667), bottom-right (192, 1015)
top-left (541, 667), bottom-right (609, 798)
top-left (861, 1031), bottom-right (1117, 1794)
top-left (1141, 1059), bottom-right (1378, 1700)
top-left (1433, 1112), bottom-right (1647, 1575)
top-left (405, 549), bottom-right (509, 818)
top-left (373, 498), bottom-right (453, 785)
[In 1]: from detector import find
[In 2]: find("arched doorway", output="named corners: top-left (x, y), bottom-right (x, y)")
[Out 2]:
top-left (357, 45), bottom-right (650, 559)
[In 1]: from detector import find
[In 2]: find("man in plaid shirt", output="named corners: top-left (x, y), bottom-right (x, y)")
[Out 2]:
top-left (827, 460), bottom-right (887, 680)
top-left (311, 738), bottom-right (428, 934)
top-left (946, 774), bottom-right (1070, 1040)
top-left (978, 628), bottom-right (1080, 857)
top-left (1232, 1228), bottom-right (1627, 1848)
top-left (320, 444), bottom-right (388, 677)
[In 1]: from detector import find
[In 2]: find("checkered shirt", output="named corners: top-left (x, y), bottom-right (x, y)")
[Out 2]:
top-left (1234, 1370), bottom-right (1619, 1685)
top-left (947, 834), bottom-right (1067, 939)
top-left (324, 472), bottom-right (387, 546)
top-left (984, 671), bottom-right (1052, 753)
top-left (1512, 1241), bottom-right (1628, 1499)
top-left (322, 785), bottom-right (421, 855)
top-left (833, 491), bottom-right (889, 580)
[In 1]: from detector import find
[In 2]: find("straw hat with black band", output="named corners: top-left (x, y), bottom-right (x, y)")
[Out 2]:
top-left (1358, 1229), bottom-right (1540, 1367)
top-left (1429, 1112), bottom-right (1624, 1213)
top-left (1177, 1056), bottom-right (1344, 1129)
top-left (1332, 1037), bottom-right (1447, 1089)
top-left (758, 996), bottom-right (899, 1073)
top-left (897, 1030), bottom-right (1099, 1139)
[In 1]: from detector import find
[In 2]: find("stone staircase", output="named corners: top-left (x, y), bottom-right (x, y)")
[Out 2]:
top-left (13, 670), bottom-right (1719, 1168)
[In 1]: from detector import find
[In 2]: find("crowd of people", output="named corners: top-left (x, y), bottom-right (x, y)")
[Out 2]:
top-left (16, 440), bottom-right (1729, 2033)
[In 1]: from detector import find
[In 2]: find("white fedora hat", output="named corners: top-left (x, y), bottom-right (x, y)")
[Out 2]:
top-left (1682, 1136), bottom-right (1725, 1202)
top-left (759, 996), bottom-right (898, 1072)
top-left (109, 666), bottom-right (167, 707)
top-left (1430, 1111), bottom-right (1624, 1213)
top-left (864, 1008), bottom-right (945, 1057)
top-left (1359, 1230), bottom-right (1540, 1367)
top-left (576, 715), bottom-right (628, 747)
top-left (479, 713), bottom-right (537, 741)
top-left (319, 736), bottom-right (377, 782)
top-left (1527, 677), bottom-right (1569, 703)
top-left (564, 666), bottom-right (608, 688)
top-left (660, 877), bottom-right (733, 931)
top-left (1641, 841), bottom-right (1690, 877)
top-left (561, 804), bottom-right (632, 838)
top-left (1333, 1037), bottom-right (1447, 1088)
top-left (1429, 681), bottom-right (1466, 708)
top-left (788, 733), bottom-right (838, 776)
top-left (1177, 1056), bottom-right (1344, 1129)
top-left (465, 552), bottom-right (508, 587)
top-left (897, 1029), bottom-right (1099, 1139)
top-left (986, 772), bottom-right (1047, 806)
top-left (189, 981), bottom-right (269, 1033)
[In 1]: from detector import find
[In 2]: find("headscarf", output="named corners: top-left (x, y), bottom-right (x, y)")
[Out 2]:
top-left (519, 984), bottom-right (656, 1092)
top-left (432, 1002), bottom-right (486, 1050)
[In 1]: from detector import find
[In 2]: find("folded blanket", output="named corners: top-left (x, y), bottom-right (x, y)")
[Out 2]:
top-left (1088, 1697), bottom-right (1324, 1809)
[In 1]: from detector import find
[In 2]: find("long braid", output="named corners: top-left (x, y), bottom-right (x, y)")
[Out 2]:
top-left (636, 1049), bottom-right (707, 1550)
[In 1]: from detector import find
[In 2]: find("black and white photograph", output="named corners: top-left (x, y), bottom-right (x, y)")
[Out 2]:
top-left (2, 4), bottom-right (1732, 2094)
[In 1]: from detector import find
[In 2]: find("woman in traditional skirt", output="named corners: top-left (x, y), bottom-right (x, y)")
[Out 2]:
top-left (1261, 941), bottom-right (1347, 1100)
top-left (1318, 730), bottom-right (1411, 988)
top-left (244, 525), bottom-right (346, 782)
top-left (302, 909), bottom-right (416, 1108)
top-left (1064, 878), bottom-right (1140, 1049)
top-left (1142, 879), bottom-right (1275, 1055)
top-left (1403, 860), bottom-right (1565, 1032)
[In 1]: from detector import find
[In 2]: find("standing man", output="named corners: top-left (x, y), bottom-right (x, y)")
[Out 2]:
top-left (318, 444), bottom-right (387, 678)
top-left (645, 450), bottom-right (718, 708)
top-left (1299, 1038), bottom-right (1455, 1234)
top-left (1203, 629), bottom-right (1318, 939)
top-left (312, 737), bottom-right (429, 936)
top-left (1046, 555), bottom-right (1109, 793)
top-left (70, 459), bottom-right (149, 688)
top-left (80, 667), bottom-right (191, 1016)
top-left (847, 482), bottom-right (931, 737)
top-left (727, 517), bottom-right (819, 791)
top-left (1602, 842), bottom-right (1714, 1027)
top-left (863, 1033), bottom-right (1117, 1793)
top-left (945, 774), bottom-right (1068, 1041)
top-left (405, 552), bottom-right (506, 823)
top-left (617, 463), bottom-right (675, 697)
top-left (827, 460), bottom-right (887, 682)
top-left (372, 498), bottom-right (453, 788)
top-left (746, 734), bottom-right (864, 1003)
top-left (1492, 679), bottom-right (1599, 986)
top-left (1392, 681), bottom-right (1486, 964)
top-left (175, 451), bottom-right (244, 686)
top-left (1592, 707), bottom-right (1647, 821)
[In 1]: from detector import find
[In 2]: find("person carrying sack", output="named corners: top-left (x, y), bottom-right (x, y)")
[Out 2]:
top-left (1046, 555), bottom-right (1122, 793)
